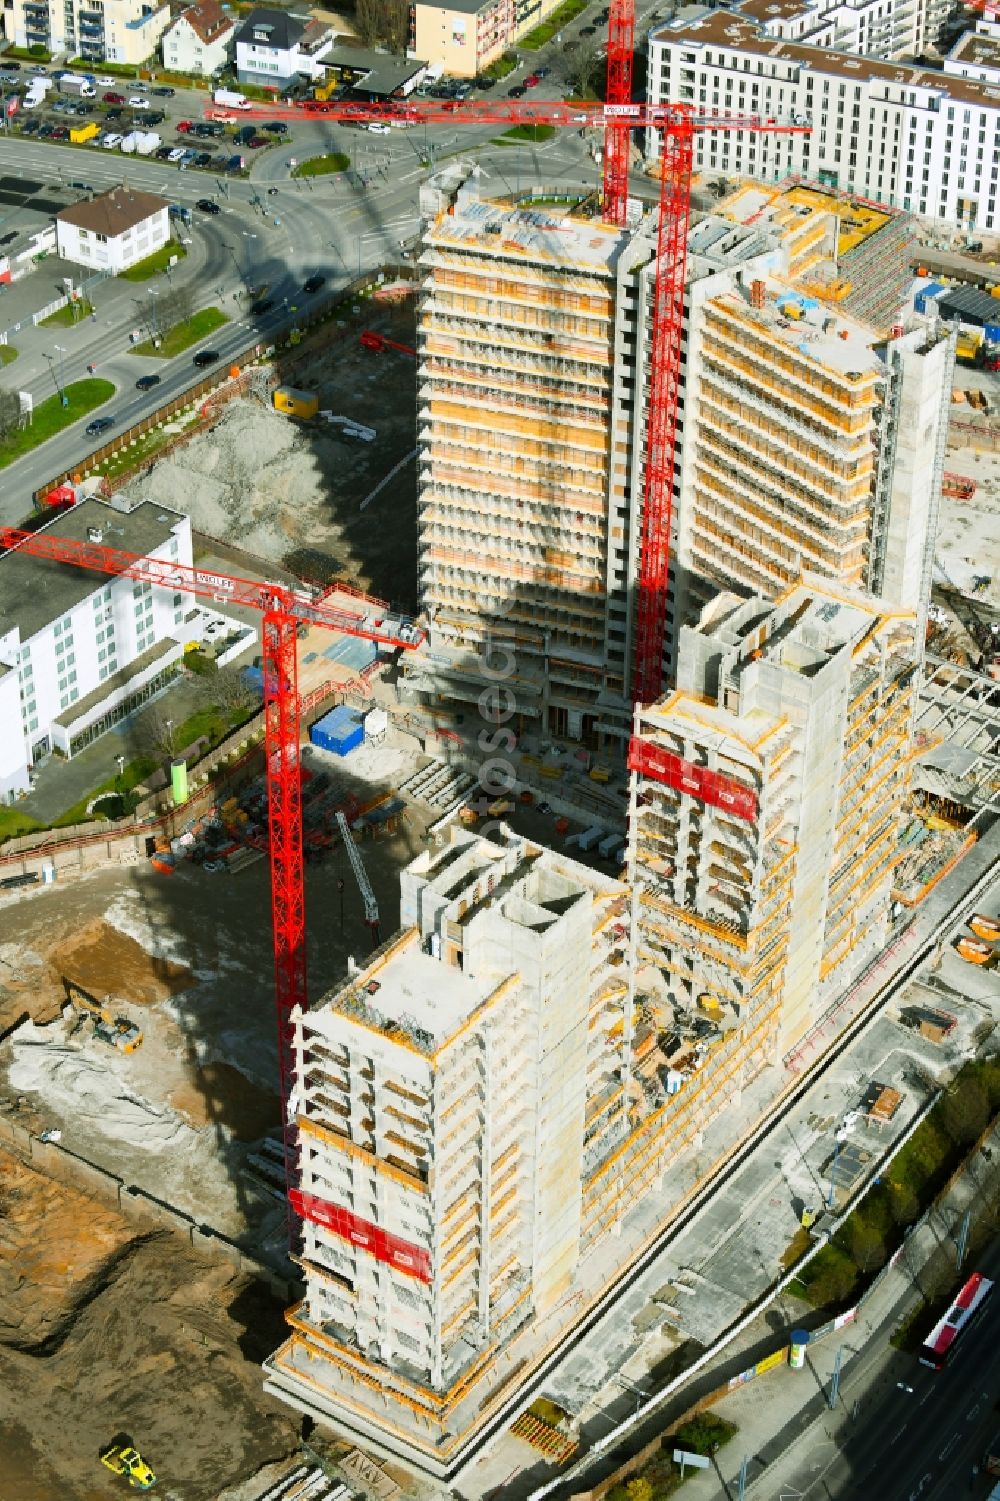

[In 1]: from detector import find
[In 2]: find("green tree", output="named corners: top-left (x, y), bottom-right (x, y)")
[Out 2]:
top-left (887, 1180), bottom-right (920, 1228)
top-left (808, 1250), bottom-right (857, 1306)
top-left (848, 1219), bottom-right (885, 1275)
top-left (940, 1077), bottom-right (990, 1145)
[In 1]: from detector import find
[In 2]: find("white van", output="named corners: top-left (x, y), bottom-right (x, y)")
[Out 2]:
top-left (214, 88), bottom-right (251, 110)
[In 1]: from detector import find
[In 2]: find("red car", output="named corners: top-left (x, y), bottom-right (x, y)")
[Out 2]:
top-left (525, 73), bottom-right (540, 87)
top-left (102, 90), bottom-right (124, 103)
top-left (176, 118), bottom-right (193, 132)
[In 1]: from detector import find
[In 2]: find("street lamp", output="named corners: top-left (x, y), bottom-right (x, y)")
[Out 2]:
top-left (42, 351), bottom-right (67, 407)
top-left (164, 719), bottom-right (174, 756)
top-left (147, 286), bottom-right (160, 343)
top-left (54, 343), bottom-right (67, 393)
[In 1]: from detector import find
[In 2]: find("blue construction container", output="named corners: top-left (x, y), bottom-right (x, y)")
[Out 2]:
top-left (985, 322), bottom-right (1000, 346)
top-left (915, 282), bottom-right (946, 315)
top-left (310, 704), bottom-right (364, 756)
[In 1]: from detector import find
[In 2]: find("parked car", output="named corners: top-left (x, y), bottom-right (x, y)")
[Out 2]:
top-left (0, 60), bottom-right (20, 70)
top-left (85, 416), bottom-right (114, 436)
top-left (179, 148), bottom-right (197, 164)
top-left (224, 154), bottom-right (243, 172)
top-left (103, 90), bottom-right (124, 103)
top-left (127, 95), bottom-right (148, 108)
top-left (535, 65), bottom-right (551, 77)
top-left (507, 83), bottom-right (527, 97)
top-left (303, 274), bottom-right (326, 293)
top-left (475, 76), bottom-right (497, 90)
top-left (103, 132), bottom-right (122, 148)
top-left (37, 122), bottom-right (54, 137)
top-left (154, 145), bottom-right (172, 158)
top-left (20, 118), bottom-right (39, 134)
top-left (176, 118), bottom-right (193, 132)
top-left (193, 350), bottom-right (219, 367)
top-left (167, 146), bottom-right (185, 161)
top-left (68, 179), bottom-right (92, 190)
top-left (95, 75), bottom-right (116, 86)
top-left (246, 134), bottom-right (268, 148)
top-left (263, 120), bottom-right (287, 133)
top-left (579, 22), bottom-right (597, 32)
top-left (152, 85), bottom-right (175, 96)
top-left (135, 374), bottom-right (161, 391)
top-left (144, 110), bottom-right (164, 125)
top-left (105, 106), bottom-right (123, 121)
top-left (250, 298), bottom-right (275, 315)
top-left (194, 150), bottom-right (212, 166)
top-left (525, 73), bottom-right (540, 87)
top-left (51, 125), bottom-right (69, 138)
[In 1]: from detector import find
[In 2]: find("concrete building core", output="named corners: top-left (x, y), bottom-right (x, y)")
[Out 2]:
top-left (629, 575), bottom-right (918, 1056)
top-left (402, 169), bottom-right (950, 753)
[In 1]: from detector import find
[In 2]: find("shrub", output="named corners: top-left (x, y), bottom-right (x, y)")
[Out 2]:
top-left (940, 1078), bottom-right (990, 1145)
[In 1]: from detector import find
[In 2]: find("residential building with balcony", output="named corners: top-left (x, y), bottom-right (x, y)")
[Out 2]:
top-left (410, 0), bottom-right (566, 77)
top-left (647, 8), bottom-right (1000, 230)
top-left (11, 0), bottom-right (170, 64)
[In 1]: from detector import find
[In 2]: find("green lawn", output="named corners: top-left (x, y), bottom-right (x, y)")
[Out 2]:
top-left (0, 379), bottom-right (115, 470)
top-left (496, 124), bottom-right (557, 143)
top-left (53, 753), bottom-right (160, 830)
top-left (482, 51), bottom-right (518, 79)
top-left (0, 806), bottom-right (42, 843)
top-left (40, 299), bottom-right (94, 328)
top-left (0, 344), bottom-right (17, 365)
top-left (129, 306), bottom-right (230, 358)
top-left (294, 152), bottom-right (350, 177)
top-left (520, 0), bottom-right (588, 48)
top-left (4, 44), bottom-right (51, 60)
top-left (119, 242), bottom-right (188, 282)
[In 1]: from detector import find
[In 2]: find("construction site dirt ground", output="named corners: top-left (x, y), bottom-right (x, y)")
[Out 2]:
top-left (0, 739), bottom-right (444, 1499)
top-left (0, 1146), bottom-right (303, 1501)
top-left (118, 300), bottom-right (421, 611)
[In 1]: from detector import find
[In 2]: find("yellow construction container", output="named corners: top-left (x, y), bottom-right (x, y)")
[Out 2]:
top-left (70, 122), bottom-right (99, 143)
top-left (957, 330), bottom-right (984, 361)
top-left (273, 386), bottom-right (318, 419)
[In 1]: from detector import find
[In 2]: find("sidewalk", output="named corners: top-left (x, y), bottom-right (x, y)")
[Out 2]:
top-left (664, 1115), bottom-right (1000, 1498)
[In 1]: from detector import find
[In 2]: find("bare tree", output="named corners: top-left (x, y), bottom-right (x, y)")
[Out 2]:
top-left (140, 706), bottom-right (181, 760)
top-left (355, 0), bottom-right (408, 50)
top-left (560, 40), bottom-right (606, 100)
top-left (215, 663), bottom-right (261, 717)
top-left (0, 387), bottom-right (21, 441)
top-left (158, 282), bottom-right (193, 334)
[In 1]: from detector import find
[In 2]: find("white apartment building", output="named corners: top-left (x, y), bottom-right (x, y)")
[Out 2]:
top-left (403, 170), bottom-right (951, 752)
top-left (0, 498), bottom-right (192, 801)
top-left (647, 9), bottom-right (1000, 230)
top-left (266, 826), bottom-right (630, 1476)
top-left (11, 0), bottom-right (171, 64)
top-left (161, 0), bottom-right (235, 77)
top-left (55, 187), bottom-right (170, 276)
top-left (732, 0), bottom-right (952, 64)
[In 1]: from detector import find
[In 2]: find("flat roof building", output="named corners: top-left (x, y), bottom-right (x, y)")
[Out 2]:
top-left (0, 497), bottom-right (192, 800)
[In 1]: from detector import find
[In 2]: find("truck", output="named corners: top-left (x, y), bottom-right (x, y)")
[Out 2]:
top-left (956, 328), bottom-right (984, 363)
top-left (135, 131), bottom-right (161, 155)
top-left (59, 73), bottom-right (96, 97)
top-left (69, 121), bottom-right (100, 144)
top-left (214, 88), bottom-right (251, 110)
top-left (119, 131), bottom-right (141, 153)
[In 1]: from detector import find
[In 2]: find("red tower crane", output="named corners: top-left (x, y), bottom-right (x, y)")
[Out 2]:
top-left (226, 84), bottom-right (806, 706)
top-left (0, 523), bottom-right (423, 1220)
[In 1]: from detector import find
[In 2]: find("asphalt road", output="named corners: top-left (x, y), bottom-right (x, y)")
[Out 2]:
top-left (840, 1252), bottom-right (1000, 1501)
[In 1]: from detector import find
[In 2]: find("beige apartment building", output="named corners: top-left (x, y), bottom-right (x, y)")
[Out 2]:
top-left (410, 0), bottom-right (561, 77)
top-left (10, 0), bottom-right (170, 63)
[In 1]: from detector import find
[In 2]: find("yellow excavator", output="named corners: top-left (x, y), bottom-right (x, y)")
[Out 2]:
top-left (100, 1442), bottom-right (156, 1490)
top-left (66, 982), bottom-right (143, 1054)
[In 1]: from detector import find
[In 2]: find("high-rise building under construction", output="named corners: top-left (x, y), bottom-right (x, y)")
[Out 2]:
top-left (401, 169), bottom-right (952, 751)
